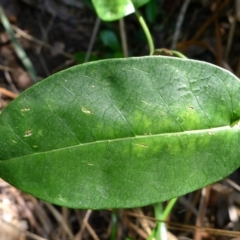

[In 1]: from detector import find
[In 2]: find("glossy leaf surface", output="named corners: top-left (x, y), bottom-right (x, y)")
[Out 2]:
top-left (0, 56), bottom-right (240, 209)
top-left (92, 0), bottom-right (150, 21)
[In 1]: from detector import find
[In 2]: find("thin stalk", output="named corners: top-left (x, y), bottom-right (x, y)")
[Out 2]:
top-left (171, 0), bottom-right (191, 49)
top-left (154, 202), bottom-right (164, 240)
top-left (147, 228), bottom-right (156, 240)
top-left (134, 9), bottom-right (154, 55)
top-left (158, 198), bottom-right (178, 240)
top-left (110, 210), bottom-right (117, 240)
top-left (119, 18), bottom-right (128, 57)
top-left (159, 198), bottom-right (178, 222)
top-left (153, 49), bottom-right (187, 59)
top-left (84, 17), bottom-right (101, 62)
top-left (148, 198), bottom-right (178, 240)
top-left (170, 50), bottom-right (188, 59)
top-left (0, 6), bottom-right (38, 83)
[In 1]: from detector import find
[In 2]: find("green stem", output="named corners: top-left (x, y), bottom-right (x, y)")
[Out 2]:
top-left (147, 228), bottom-right (156, 240)
top-left (134, 9), bottom-right (154, 55)
top-left (160, 198), bottom-right (178, 222)
top-left (154, 202), bottom-right (164, 240)
top-left (153, 49), bottom-right (188, 59)
top-left (158, 198), bottom-right (178, 240)
top-left (148, 198), bottom-right (178, 240)
top-left (110, 210), bottom-right (117, 240)
top-left (170, 50), bottom-right (188, 59)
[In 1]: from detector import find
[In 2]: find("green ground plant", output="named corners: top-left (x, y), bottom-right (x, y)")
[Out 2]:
top-left (0, 1), bottom-right (240, 239)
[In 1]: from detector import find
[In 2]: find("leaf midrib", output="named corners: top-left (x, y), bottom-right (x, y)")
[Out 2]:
top-left (1, 124), bottom-right (238, 162)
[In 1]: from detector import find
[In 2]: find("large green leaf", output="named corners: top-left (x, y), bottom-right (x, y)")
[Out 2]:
top-left (0, 56), bottom-right (240, 209)
top-left (92, 0), bottom-right (150, 21)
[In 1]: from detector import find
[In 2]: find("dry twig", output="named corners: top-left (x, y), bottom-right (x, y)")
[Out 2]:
top-left (0, 87), bottom-right (18, 99)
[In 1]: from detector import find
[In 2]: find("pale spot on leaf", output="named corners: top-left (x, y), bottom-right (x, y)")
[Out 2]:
top-left (82, 107), bottom-right (92, 114)
top-left (24, 129), bottom-right (32, 137)
top-left (21, 108), bottom-right (30, 112)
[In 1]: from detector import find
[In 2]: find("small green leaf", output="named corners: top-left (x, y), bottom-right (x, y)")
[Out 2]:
top-left (100, 30), bottom-right (121, 51)
top-left (0, 56), bottom-right (240, 209)
top-left (74, 52), bottom-right (99, 63)
top-left (145, 0), bottom-right (159, 24)
top-left (92, 0), bottom-right (150, 21)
